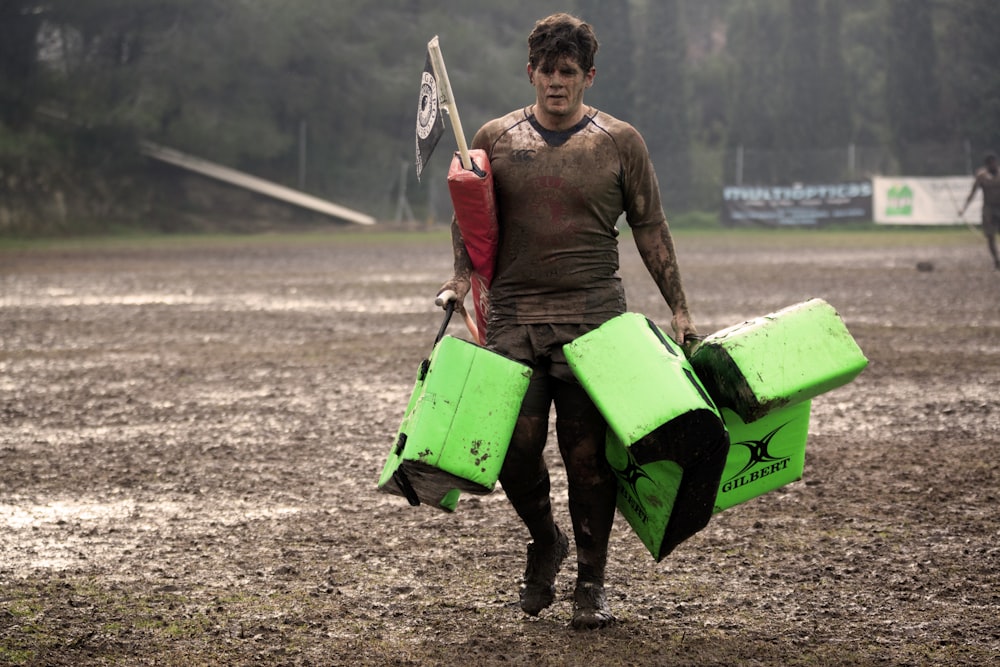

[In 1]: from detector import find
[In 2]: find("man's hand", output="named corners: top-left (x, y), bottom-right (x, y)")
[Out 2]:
top-left (435, 276), bottom-right (482, 344)
top-left (670, 310), bottom-right (698, 347)
top-left (436, 275), bottom-right (470, 309)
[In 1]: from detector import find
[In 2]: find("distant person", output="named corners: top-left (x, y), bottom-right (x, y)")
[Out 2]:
top-left (438, 13), bottom-right (725, 629)
top-left (959, 152), bottom-right (1000, 269)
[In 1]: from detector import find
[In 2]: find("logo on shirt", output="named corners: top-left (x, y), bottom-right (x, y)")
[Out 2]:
top-left (510, 149), bottom-right (535, 163)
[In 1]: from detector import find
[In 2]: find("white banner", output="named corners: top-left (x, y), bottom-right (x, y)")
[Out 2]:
top-left (872, 175), bottom-right (980, 225)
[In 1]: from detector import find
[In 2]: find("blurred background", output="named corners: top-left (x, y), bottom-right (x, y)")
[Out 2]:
top-left (1, 0), bottom-right (998, 235)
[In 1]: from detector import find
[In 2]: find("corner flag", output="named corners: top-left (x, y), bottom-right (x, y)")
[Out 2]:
top-left (416, 36), bottom-right (495, 345)
top-left (415, 49), bottom-right (445, 181)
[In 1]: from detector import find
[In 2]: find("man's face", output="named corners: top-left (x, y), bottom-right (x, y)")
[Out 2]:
top-left (528, 55), bottom-right (595, 123)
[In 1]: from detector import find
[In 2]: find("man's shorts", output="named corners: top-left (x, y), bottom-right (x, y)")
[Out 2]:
top-left (487, 321), bottom-right (610, 418)
top-left (983, 206), bottom-right (1000, 235)
top-left (487, 321), bottom-right (604, 383)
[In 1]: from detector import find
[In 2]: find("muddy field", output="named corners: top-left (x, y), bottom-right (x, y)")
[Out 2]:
top-left (1, 228), bottom-right (998, 666)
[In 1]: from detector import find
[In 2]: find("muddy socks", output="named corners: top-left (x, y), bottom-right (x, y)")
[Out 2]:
top-left (566, 473), bottom-right (617, 584)
top-left (569, 490), bottom-right (617, 631)
top-left (504, 472), bottom-right (559, 546)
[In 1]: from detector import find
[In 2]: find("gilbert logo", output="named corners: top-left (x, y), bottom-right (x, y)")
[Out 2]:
top-left (721, 421), bottom-right (793, 494)
top-left (612, 456), bottom-right (652, 525)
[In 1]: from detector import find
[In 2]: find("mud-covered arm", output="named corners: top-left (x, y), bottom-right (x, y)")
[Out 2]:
top-left (437, 216), bottom-right (473, 308)
top-left (961, 173), bottom-right (982, 213)
top-left (632, 222), bottom-right (697, 345)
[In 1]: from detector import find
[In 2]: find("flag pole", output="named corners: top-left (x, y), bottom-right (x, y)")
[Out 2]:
top-left (427, 36), bottom-right (472, 171)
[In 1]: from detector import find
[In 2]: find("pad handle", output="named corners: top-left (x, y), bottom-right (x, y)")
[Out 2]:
top-left (435, 289), bottom-right (458, 308)
top-left (433, 294), bottom-right (456, 346)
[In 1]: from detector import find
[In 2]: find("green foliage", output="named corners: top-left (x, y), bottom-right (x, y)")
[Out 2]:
top-left (841, 1), bottom-right (888, 146)
top-left (886, 0), bottom-right (945, 173)
top-left (2, 0), bottom-right (1000, 235)
top-left (727, 1), bottom-right (786, 153)
top-left (937, 0), bottom-right (1000, 153)
top-left (575, 0), bottom-right (635, 120)
top-left (781, 1), bottom-right (824, 152)
top-left (0, 1), bottom-right (43, 128)
top-left (816, 1), bottom-right (852, 150)
top-left (635, 0), bottom-right (692, 210)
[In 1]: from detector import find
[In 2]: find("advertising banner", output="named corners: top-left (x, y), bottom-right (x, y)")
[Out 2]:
top-left (872, 175), bottom-right (978, 225)
top-left (722, 182), bottom-right (873, 226)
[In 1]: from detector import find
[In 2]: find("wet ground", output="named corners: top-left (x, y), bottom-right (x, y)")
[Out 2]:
top-left (1, 228), bottom-right (998, 665)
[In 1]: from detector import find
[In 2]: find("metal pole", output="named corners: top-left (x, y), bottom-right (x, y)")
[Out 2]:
top-left (427, 170), bottom-right (437, 228)
top-left (395, 161), bottom-right (408, 223)
top-left (736, 145), bottom-right (744, 186)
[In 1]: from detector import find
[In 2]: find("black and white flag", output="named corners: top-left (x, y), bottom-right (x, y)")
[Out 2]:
top-left (415, 49), bottom-right (445, 181)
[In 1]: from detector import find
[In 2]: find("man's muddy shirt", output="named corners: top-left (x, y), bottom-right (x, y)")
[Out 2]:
top-left (473, 106), bottom-right (665, 325)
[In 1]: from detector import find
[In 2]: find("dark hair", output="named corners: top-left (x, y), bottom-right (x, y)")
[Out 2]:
top-left (985, 152), bottom-right (997, 163)
top-left (527, 13), bottom-right (599, 73)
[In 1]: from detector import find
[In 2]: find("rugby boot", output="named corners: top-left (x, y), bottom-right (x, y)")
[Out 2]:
top-left (518, 526), bottom-right (569, 616)
top-left (571, 581), bottom-right (616, 630)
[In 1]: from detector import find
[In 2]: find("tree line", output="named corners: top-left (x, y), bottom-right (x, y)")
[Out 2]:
top-left (1, 0), bottom-right (998, 234)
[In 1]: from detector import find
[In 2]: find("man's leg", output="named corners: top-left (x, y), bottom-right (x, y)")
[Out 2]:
top-left (499, 373), bottom-right (568, 616)
top-left (985, 212), bottom-right (1000, 269)
top-left (552, 379), bottom-right (617, 629)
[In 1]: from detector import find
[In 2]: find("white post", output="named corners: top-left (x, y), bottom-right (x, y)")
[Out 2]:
top-left (298, 120), bottom-right (307, 190)
top-left (395, 160), bottom-right (415, 223)
top-left (427, 36), bottom-right (472, 171)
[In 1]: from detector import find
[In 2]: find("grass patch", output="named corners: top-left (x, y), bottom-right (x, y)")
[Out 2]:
top-left (669, 225), bottom-right (979, 249)
top-left (0, 227), bottom-right (453, 253)
top-left (2, 224), bottom-right (981, 256)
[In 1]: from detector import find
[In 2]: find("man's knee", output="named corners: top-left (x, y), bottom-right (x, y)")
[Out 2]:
top-left (501, 415), bottom-right (549, 481)
top-left (556, 417), bottom-right (613, 487)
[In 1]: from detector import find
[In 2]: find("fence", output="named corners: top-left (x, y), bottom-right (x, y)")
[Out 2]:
top-left (650, 140), bottom-right (981, 215)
